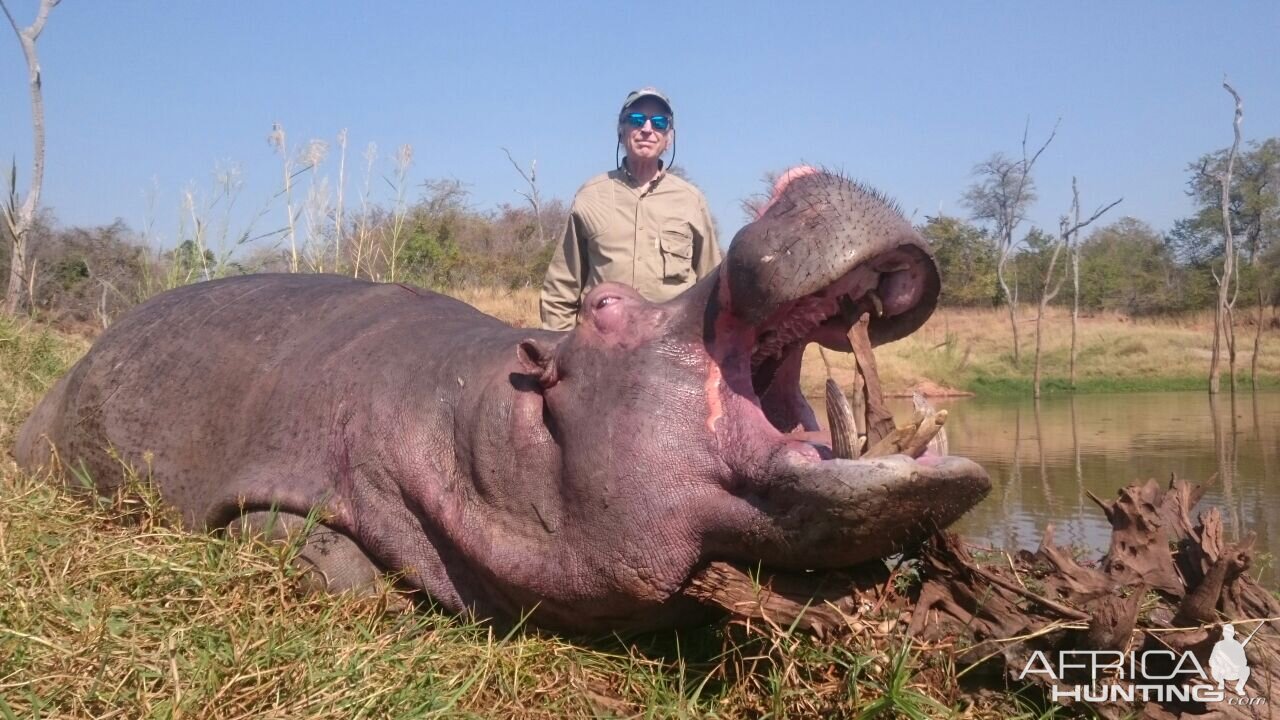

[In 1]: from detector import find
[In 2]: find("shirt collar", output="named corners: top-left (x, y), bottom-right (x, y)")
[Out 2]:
top-left (618, 158), bottom-right (666, 190)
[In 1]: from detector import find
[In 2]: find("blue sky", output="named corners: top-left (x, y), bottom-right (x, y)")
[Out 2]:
top-left (1, 1), bottom-right (1277, 251)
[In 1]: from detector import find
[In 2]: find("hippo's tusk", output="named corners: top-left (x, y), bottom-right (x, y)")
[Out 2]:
top-left (862, 408), bottom-right (950, 459)
top-left (851, 362), bottom-right (866, 439)
top-left (824, 378), bottom-right (860, 459)
top-left (912, 392), bottom-right (949, 457)
top-left (867, 290), bottom-right (884, 318)
top-left (846, 313), bottom-right (895, 447)
top-left (904, 410), bottom-right (948, 458)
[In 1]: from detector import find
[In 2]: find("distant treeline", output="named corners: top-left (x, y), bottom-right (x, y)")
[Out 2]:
top-left (3, 137), bottom-right (1276, 331)
top-left (0, 179), bottom-right (569, 332)
top-left (928, 213), bottom-right (1245, 315)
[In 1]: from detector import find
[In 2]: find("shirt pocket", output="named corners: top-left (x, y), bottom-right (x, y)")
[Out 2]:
top-left (658, 225), bottom-right (694, 283)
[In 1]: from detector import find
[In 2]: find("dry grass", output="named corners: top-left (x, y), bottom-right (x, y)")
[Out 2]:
top-left (452, 285), bottom-right (543, 329)
top-left (859, 305), bottom-right (1280, 396)
top-left (0, 313), bottom-right (1061, 717)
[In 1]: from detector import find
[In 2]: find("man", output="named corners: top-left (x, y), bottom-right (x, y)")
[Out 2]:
top-left (540, 87), bottom-right (721, 331)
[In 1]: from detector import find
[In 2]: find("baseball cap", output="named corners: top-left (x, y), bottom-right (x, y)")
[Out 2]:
top-left (620, 87), bottom-right (673, 118)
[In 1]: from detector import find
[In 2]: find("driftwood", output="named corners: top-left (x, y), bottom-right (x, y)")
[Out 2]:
top-left (685, 477), bottom-right (1280, 718)
top-left (683, 561), bottom-right (888, 639)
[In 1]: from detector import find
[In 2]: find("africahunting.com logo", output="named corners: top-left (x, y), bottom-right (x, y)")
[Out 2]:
top-left (1019, 623), bottom-right (1267, 707)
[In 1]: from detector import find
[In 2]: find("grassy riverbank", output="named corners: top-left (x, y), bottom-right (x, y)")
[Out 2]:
top-left (460, 287), bottom-right (1280, 397)
top-left (4, 283), bottom-right (1267, 717)
top-left (0, 315), bottom-right (1052, 717)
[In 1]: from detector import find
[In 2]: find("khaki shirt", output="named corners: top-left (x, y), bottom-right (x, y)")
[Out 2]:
top-left (540, 168), bottom-right (722, 331)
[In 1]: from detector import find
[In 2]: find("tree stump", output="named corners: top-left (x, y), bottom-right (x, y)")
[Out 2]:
top-left (683, 477), bottom-right (1280, 718)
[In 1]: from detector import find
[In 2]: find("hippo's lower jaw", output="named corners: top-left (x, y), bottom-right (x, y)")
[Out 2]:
top-left (731, 452), bottom-right (991, 569)
top-left (704, 235), bottom-right (991, 571)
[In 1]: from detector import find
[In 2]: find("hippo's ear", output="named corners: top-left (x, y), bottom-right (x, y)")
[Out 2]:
top-left (517, 338), bottom-right (559, 389)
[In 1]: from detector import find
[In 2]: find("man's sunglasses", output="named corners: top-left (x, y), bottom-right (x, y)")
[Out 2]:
top-left (624, 112), bottom-right (670, 132)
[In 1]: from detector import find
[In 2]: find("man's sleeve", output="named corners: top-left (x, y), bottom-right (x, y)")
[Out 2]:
top-left (540, 211), bottom-right (586, 331)
top-left (692, 195), bottom-right (722, 277)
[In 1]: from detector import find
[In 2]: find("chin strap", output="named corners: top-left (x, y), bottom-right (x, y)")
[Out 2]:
top-left (614, 136), bottom-right (677, 175)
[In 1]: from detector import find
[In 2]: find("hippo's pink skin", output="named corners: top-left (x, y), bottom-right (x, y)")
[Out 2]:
top-left (15, 172), bottom-right (989, 632)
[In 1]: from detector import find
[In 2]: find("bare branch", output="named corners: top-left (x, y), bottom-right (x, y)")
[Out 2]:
top-left (25, 0), bottom-right (57, 39)
top-left (1051, 182), bottom-right (1121, 304)
top-left (1022, 117), bottom-right (1061, 177)
top-left (501, 147), bottom-right (545, 247)
top-left (0, 1), bottom-right (19, 35)
top-left (1063, 197), bottom-right (1124, 239)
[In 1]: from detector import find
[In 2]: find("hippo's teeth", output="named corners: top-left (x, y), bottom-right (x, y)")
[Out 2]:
top-left (911, 393), bottom-right (950, 457)
top-left (824, 378), bottom-right (861, 459)
top-left (867, 290), bottom-right (884, 318)
top-left (750, 295), bottom-right (838, 368)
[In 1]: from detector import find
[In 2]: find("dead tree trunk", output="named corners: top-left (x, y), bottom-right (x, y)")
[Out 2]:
top-left (1253, 285), bottom-right (1263, 390)
top-left (0, 0), bottom-right (59, 315)
top-left (1034, 179), bottom-right (1120, 398)
top-left (973, 121), bottom-right (1057, 369)
top-left (1069, 238), bottom-right (1080, 388)
top-left (1033, 243), bottom-right (1066, 399)
top-left (1210, 81), bottom-right (1243, 395)
top-left (1006, 126), bottom-right (1054, 368)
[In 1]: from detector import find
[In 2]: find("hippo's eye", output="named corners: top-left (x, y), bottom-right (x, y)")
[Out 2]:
top-left (595, 295), bottom-right (620, 310)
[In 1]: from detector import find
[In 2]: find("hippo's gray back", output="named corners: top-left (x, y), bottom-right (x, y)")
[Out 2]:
top-left (16, 274), bottom-right (515, 528)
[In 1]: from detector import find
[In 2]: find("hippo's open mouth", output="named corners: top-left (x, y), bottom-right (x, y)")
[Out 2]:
top-left (703, 172), bottom-right (991, 568)
top-left (747, 245), bottom-right (934, 441)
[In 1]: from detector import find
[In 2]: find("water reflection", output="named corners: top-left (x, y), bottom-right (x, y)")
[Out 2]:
top-left (815, 391), bottom-right (1280, 585)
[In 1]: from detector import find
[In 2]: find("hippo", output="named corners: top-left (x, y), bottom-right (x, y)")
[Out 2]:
top-left (14, 171), bottom-right (990, 632)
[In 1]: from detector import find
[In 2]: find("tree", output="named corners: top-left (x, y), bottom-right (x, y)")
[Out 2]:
top-left (962, 121), bottom-right (1057, 366)
top-left (1030, 179), bottom-right (1120, 398)
top-left (1, 0), bottom-right (59, 315)
top-left (1077, 218), bottom-right (1179, 314)
top-left (1013, 227), bottom-right (1057, 302)
top-left (919, 215), bottom-right (1000, 306)
top-left (1186, 137), bottom-right (1280, 265)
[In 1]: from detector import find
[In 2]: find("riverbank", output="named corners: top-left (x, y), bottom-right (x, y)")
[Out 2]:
top-left (458, 287), bottom-right (1280, 397)
top-left (0, 316), bottom-right (1041, 717)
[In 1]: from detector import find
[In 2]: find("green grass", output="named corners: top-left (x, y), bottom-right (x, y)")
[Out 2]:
top-left (0, 314), bottom-right (1053, 718)
top-left (964, 373), bottom-right (1280, 396)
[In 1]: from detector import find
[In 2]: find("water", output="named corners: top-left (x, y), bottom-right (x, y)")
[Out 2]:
top-left (816, 391), bottom-right (1280, 582)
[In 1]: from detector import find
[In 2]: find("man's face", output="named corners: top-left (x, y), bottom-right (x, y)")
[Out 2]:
top-left (619, 98), bottom-right (672, 164)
